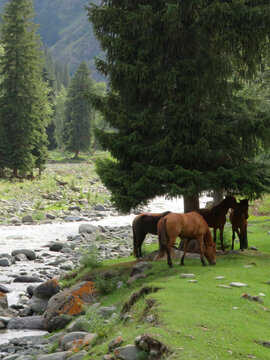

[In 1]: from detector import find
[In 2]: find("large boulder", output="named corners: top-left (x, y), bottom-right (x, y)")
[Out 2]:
top-left (78, 223), bottom-right (98, 234)
top-left (33, 279), bottom-right (60, 299)
top-left (42, 281), bottom-right (97, 332)
top-left (7, 315), bottom-right (43, 330)
top-left (11, 249), bottom-right (37, 260)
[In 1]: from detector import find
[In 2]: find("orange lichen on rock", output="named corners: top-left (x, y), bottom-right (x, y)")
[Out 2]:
top-left (0, 292), bottom-right (6, 298)
top-left (59, 281), bottom-right (96, 316)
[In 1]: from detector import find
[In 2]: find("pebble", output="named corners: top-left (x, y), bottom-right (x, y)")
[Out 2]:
top-left (215, 276), bottom-right (226, 280)
top-left (180, 273), bottom-right (195, 278)
top-left (230, 282), bottom-right (247, 287)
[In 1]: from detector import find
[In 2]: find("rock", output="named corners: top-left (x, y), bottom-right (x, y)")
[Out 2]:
top-left (60, 261), bottom-right (74, 271)
top-left (14, 254), bottom-right (28, 261)
top-left (68, 351), bottom-right (88, 360)
top-left (36, 351), bottom-right (73, 360)
top-left (49, 242), bottom-right (64, 252)
top-left (0, 253), bottom-right (15, 264)
top-left (180, 273), bottom-right (195, 279)
top-left (0, 257), bottom-right (12, 267)
top-left (230, 282), bottom-right (247, 287)
top-left (29, 296), bottom-right (49, 313)
top-left (130, 262), bottom-right (152, 277)
top-left (188, 279), bottom-right (198, 283)
top-left (7, 315), bottom-right (43, 330)
top-left (13, 276), bottom-right (44, 283)
top-left (82, 333), bottom-right (98, 346)
top-left (33, 279), bottom-right (60, 299)
top-left (2, 355), bottom-right (21, 360)
top-left (22, 215), bottom-right (34, 223)
top-left (0, 284), bottom-right (10, 293)
top-left (11, 249), bottom-right (37, 260)
top-left (127, 273), bottom-right (146, 285)
top-left (10, 217), bottom-right (20, 224)
top-left (68, 206), bottom-right (81, 212)
top-left (0, 292), bottom-right (8, 309)
top-left (78, 223), bottom-right (98, 234)
top-left (218, 285), bottom-right (231, 289)
top-left (42, 281), bottom-right (97, 332)
top-left (64, 215), bottom-right (84, 222)
top-left (215, 276), bottom-right (226, 280)
top-left (242, 293), bottom-right (264, 304)
top-left (108, 336), bottom-right (124, 351)
top-left (46, 213), bottom-right (56, 220)
top-left (60, 331), bottom-right (88, 350)
top-left (250, 246), bottom-right (258, 250)
top-left (97, 306), bottom-right (117, 318)
top-left (114, 345), bottom-right (140, 360)
top-left (95, 204), bottom-right (106, 211)
top-left (66, 317), bottom-right (90, 333)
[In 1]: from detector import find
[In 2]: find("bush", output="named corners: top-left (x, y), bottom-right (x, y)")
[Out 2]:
top-left (80, 246), bottom-right (102, 269)
top-left (95, 271), bottom-right (119, 294)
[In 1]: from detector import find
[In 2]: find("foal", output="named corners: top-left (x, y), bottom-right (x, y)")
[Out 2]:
top-left (230, 199), bottom-right (249, 251)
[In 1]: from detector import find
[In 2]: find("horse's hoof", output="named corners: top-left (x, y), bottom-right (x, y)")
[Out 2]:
top-left (180, 263), bottom-right (184, 266)
top-left (169, 264), bottom-right (173, 268)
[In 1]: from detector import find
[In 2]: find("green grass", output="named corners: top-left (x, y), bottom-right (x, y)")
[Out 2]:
top-left (62, 220), bottom-right (270, 360)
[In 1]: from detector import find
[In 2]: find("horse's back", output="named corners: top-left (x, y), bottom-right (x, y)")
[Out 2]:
top-left (165, 211), bottom-right (208, 238)
top-left (132, 211), bottom-right (171, 235)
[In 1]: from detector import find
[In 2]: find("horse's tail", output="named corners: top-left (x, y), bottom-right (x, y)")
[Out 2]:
top-left (158, 217), bottom-right (169, 257)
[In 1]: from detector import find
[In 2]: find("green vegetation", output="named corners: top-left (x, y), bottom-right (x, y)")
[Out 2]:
top-left (61, 216), bottom-right (270, 359)
top-left (88, 1), bottom-right (270, 213)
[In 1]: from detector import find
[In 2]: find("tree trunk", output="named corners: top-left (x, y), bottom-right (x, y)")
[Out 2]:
top-left (0, 168), bottom-right (4, 178)
top-left (12, 168), bottom-right (18, 178)
top-left (213, 189), bottom-right (223, 205)
top-left (74, 149), bottom-right (79, 159)
top-left (184, 195), bottom-right (199, 213)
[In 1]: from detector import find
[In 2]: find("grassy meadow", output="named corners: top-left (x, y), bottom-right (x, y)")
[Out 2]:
top-left (61, 213), bottom-right (270, 359)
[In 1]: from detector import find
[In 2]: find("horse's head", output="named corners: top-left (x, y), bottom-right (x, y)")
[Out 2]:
top-left (239, 199), bottom-right (249, 219)
top-left (204, 241), bottom-right (216, 265)
top-left (225, 195), bottom-right (237, 209)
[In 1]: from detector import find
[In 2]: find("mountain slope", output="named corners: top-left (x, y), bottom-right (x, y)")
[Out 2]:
top-left (0, 0), bottom-right (103, 79)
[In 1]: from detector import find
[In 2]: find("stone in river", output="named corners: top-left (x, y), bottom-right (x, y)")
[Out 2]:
top-left (49, 242), bottom-right (64, 252)
top-left (0, 257), bottom-right (12, 267)
top-left (0, 284), bottom-right (10, 293)
top-left (21, 215), bottom-right (34, 223)
top-left (7, 315), bottom-right (43, 330)
top-left (13, 276), bottom-right (44, 283)
top-left (11, 249), bottom-right (37, 260)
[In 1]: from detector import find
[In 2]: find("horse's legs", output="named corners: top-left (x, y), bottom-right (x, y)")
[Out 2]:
top-left (213, 228), bottom-right (217, 243)
top-left (243, 225), bottom-right (248, 249)
top-left (180, 239), bottom-right (189, 266)
top-left (138, 232), bottom-right (147, 257)
top-left (197, 235), bottom-right (206, 266)
top-left (220, 226), bottom-right (225, 252)
top-left (231, 228), bottom-right (235, 250)
top-left (236, 228), bottom-right (243, 250)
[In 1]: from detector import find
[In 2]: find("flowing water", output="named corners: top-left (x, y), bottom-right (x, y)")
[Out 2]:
top-left (0, 195), bottom-right (212, 344)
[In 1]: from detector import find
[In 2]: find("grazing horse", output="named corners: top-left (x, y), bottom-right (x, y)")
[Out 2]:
top-left (157, 212), bottom-right (216, 268)
top-left (197, 195), bottom-right (237, 251)
top-left (230, 199), bottom-right (249, 251)
top-left (132, 211), bottom-right (171, 258)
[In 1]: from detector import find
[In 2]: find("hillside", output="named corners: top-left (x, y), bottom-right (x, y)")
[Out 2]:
top-left (0, 0), bottom-right (104, 79)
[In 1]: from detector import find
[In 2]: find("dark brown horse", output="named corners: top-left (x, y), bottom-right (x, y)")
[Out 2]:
top-left (197, 195), bottom-right (237, 251)
top-left (230, 199), bottom-right (249, 251)
top-left (157, 212), bottom-right (216, 268)
top-left (132, 211), bottom-right (171, 258)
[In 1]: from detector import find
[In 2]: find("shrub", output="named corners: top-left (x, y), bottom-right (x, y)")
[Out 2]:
top-left (95, 272), bottom-right (119, 295)
top-left (80, 246), bottom-right (102, 269)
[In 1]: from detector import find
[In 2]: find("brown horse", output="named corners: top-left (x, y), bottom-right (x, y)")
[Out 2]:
top-left (230, 199), bottom-right (249, 251)
top-left (157, 212), bottom-right (216, 268)
top-left (132, 211), bottom-right (171, 258)
top-left (197, 195), bottom-right (237, 251)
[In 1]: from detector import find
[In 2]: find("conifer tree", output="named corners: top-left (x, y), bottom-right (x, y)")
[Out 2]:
top-left (0, 0), bottom-right (51, 177)
top-left (87, 0), bottom-right (270, 213)
top-left (63, 62), bottom-right (94, 158)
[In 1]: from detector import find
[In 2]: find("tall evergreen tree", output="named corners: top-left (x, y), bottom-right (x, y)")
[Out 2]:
top-left (87, 0), bottom-right (270, 213)
top-left (63, 62), bottom-right (94, 158)
top-left (0, 0), bottom-right (51, 177)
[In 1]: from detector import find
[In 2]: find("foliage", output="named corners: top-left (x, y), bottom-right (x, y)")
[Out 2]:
top-left (85, 307), bottom-right (120, 339)
top-left (63, 62), bottom-right (95, 158)
top-left (87, 0), bottom-right (270, 213)
top-left (80, 246), bottom-right (102, 269)
top-left (95, 272), bottom-right (119, 295)
top-left (0, 0), bottom-right (52, 176)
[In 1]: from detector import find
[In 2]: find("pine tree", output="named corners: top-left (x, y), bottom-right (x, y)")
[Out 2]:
top-left (63, 62), bottom-right (94, 158)
top-left (0, 0), bottom-right (51, 177)
top-left (87, 0), bottom-right (270, 213)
